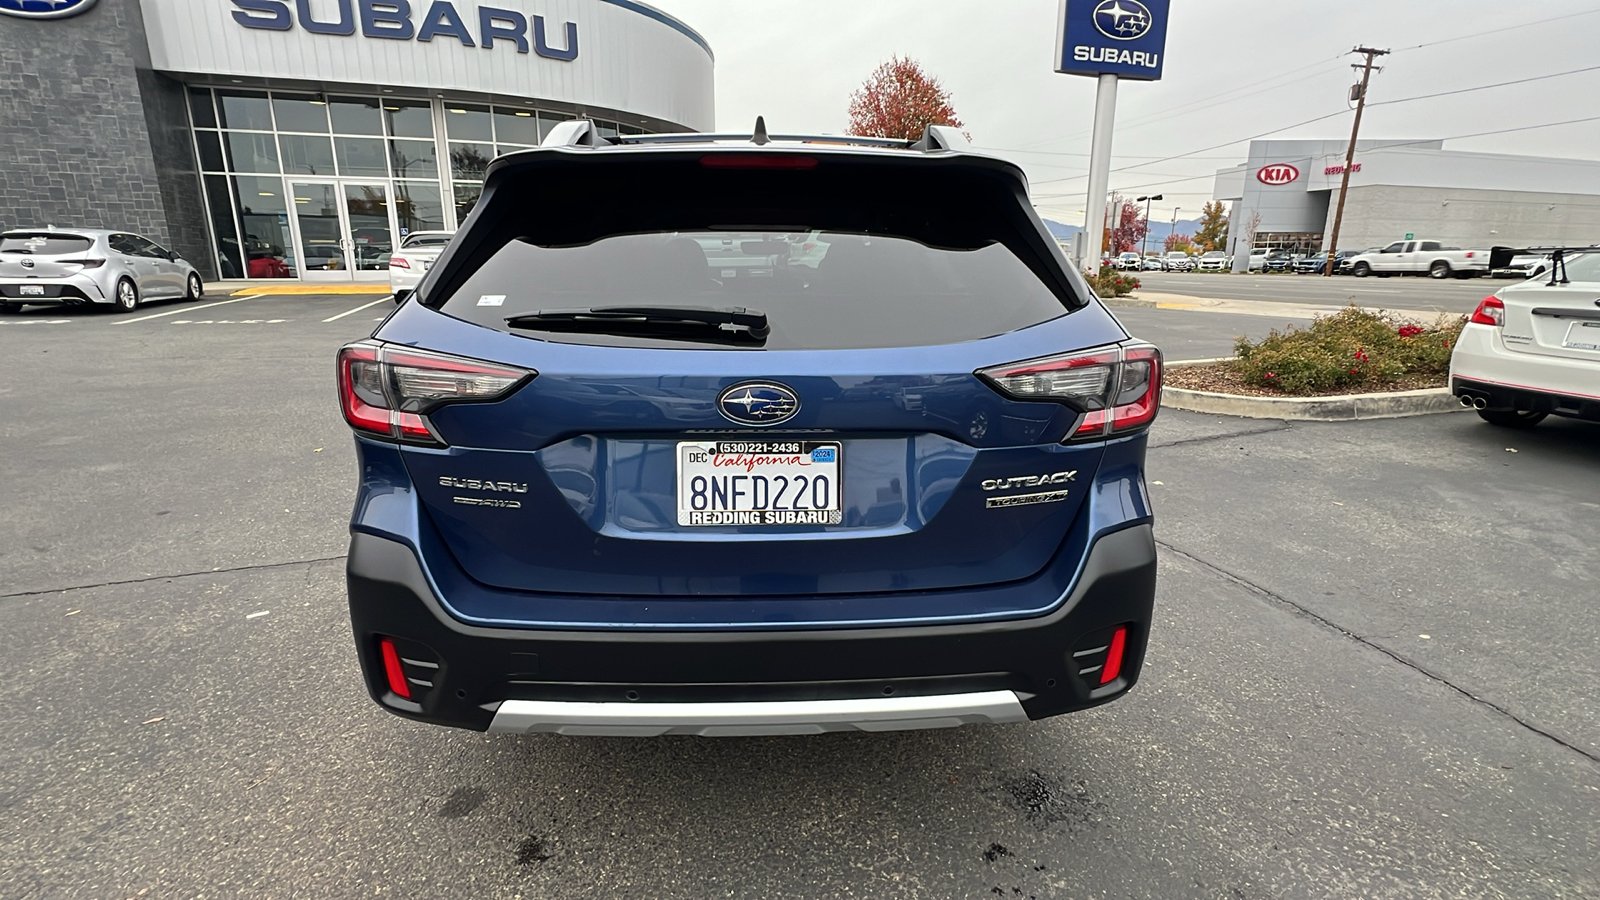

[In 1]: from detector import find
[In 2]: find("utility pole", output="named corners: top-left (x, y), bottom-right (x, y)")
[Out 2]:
top-left (1137, 193), bottom-right (1162, 259)
top-left (1323, 46), bottom-right (1387, 276)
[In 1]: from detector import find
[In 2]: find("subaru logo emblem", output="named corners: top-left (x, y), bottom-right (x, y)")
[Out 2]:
top-left (717, 382), bottom-right (800, 427)
top-left (1093, 0), bottom-right (1153, 40)
top-left (0, 0), bottom-right (100, 20)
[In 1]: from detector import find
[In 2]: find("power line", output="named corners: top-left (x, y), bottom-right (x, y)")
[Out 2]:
top-left (1368, 64), bottom-right (1600, 107)
top-left (1389, 7), bottom-right (1600, 54)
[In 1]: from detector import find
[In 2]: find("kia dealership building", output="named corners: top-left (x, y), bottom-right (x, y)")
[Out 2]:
top-left (0, 0), bottom-right (713, 282)
top-left (1214, 139), bottom-right (1600, 272)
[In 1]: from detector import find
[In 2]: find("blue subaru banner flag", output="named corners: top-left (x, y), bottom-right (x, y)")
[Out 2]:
top-left (1055, 0), bottom-right (1170, 81)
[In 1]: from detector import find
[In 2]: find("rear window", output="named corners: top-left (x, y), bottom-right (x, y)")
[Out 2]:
top-left (1560, 253), bottom-right (1600, 281)
top-left (0, 233), bottom-right (94, 255)
top-left (439, 230), bottom-right (1068, 350)
top-left (402, 233), bottom-right (452, 248)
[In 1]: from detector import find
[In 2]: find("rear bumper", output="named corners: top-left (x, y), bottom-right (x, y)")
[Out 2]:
top-left (1450, 324), bottom-right (1600, 420)
top-left (346, 523), bottom-right (1159, 733)
top-left (0, 277), bottom-right (106, 303)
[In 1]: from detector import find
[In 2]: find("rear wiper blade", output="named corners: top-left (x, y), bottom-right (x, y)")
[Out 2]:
top-left (506, 306), bottom-right (770, 342)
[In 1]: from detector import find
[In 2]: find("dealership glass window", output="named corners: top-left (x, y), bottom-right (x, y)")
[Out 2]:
top-left (453, 183), bottom-right (483, 222)
top-left (272, 94), bottom-right (330, 134)
top-left (394, 182), bottom-right (446, 234)
top-left (335, 137), bottom-right (389, 178)
top-left (493, 107), bottom-right (541, 146)
top-left (595, 121), bottom-right (619, 139)
top-left (389, 139), bottom-right (438, 180)
top-left (204, 174), bottom-right (244, 279)
top-left (194, 131), bottom-right (226, 173)
top-left (329, 96), bottom-right (383, 136)
top-left (188, 87), bottom-right (217, 129)
top-left (224, 131), bottom-right (280, 173)
top-left (445, 104), bottom-right (492, 142)
top-left (279, 134), bottom-right (336, 176)
top-left (233, 175), bottom-right (297, 279)
top-left (448, 142), bottom-right (493, 181)
top-left (216, 90), bottom-right (274, 131)
top-left (383, 99), bottom-right (434, 139)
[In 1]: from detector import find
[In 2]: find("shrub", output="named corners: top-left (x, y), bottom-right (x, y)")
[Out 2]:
top-left (1233, 306), bottom-right (1466, 395)
top-left (1088, 265), bottom-right (1140, 298)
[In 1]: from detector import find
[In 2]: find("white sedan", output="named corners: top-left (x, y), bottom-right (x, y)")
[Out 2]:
top-left (1450, 250), bottom-right (1600, 428)
top-left (388, 230), bottom-right (454, 301)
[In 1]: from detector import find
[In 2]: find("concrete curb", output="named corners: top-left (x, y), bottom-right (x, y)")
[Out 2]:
top-left (1162, 357), bottom-right (1465, 421)
top-left (1098, 295), bottom-right (1158, 308)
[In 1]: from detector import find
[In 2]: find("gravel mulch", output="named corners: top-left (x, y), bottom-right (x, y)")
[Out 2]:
top-left (1165, 362), bottom-right (1447, 398)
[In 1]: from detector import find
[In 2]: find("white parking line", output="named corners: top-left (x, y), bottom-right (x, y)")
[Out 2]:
top-left (323, 296), bottom-right (392, 322)
top-left (113, 294), bottom-right (263, 325)
top-left (0, 319), bottom-right (71, 326)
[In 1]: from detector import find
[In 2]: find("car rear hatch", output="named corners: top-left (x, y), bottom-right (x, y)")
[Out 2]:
top-left (348, 138), bottom-right (1155, 601)
top-left (1496, 256), bottom-right (1600, 363)
top-left (0, 232), bottom-right (99, 280)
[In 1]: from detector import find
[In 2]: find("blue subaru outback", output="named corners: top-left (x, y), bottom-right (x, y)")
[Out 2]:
top-left (339, 121), bottom-right (1161, 736)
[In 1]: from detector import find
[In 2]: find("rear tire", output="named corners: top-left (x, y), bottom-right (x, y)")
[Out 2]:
top-left (114, 278), bottom-right (140, 312)
top-left (1429, 261), bottom-right (1451, 279)
top-left (186, 273), bottom-right (204, 301)
top-left (1352, 262), bottom-right (1371, 277)
top-left (1477, 408), bottom-right (1547, 429)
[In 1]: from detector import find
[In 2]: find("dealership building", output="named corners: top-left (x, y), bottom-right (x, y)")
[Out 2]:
top-left (1214, 139), bottom-right (1600, 272)
top-left (0, 0), bottom-right (713, 282)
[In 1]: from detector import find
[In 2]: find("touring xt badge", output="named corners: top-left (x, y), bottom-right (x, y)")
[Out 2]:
top-left (982, 470), bottom-right (1076, 510)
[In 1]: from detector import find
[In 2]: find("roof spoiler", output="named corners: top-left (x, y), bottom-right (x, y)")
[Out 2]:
top-left (1489, 244), bottom-right (1600, 285)
top-left (538, 118), bottom-right (971, 153)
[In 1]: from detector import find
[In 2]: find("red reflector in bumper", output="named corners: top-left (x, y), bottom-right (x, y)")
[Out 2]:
top-left (1100, 626), bottom-right (1128, 684)
top-left (379, 637), bottom-right (412, 700)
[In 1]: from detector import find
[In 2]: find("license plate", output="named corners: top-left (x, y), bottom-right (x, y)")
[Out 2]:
top-left (677, 440), bottom-right (842, 526)
top-left (1564, 321), bottom-right (1600, 351)
top-left (20, 285), bottom-right (44, 296)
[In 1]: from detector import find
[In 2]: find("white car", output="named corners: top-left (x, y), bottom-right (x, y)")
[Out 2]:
top-left (1451, 250), bottom-right (1600, 429)
top-left (388, 230), bottom-right (454, 301)
top-left (1114, 252), bottom-right (1141, 270)
top-left (1195, 250), bottom-right (1228, 271)
top-left (1246, 250), bottom-right (1267, 271)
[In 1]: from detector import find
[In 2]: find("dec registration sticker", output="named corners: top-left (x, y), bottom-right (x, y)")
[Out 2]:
top-left (677, 441), bottom-right (843, 526)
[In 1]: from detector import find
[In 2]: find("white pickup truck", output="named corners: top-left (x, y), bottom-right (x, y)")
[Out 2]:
top-left (1346, 240), bottom-right (1489, 279)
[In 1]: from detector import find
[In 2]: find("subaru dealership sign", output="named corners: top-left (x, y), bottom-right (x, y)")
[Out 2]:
top-left (0, 0), bottom-right (99, 19)
top-left (1054, 0), bottom-right (1169, 80)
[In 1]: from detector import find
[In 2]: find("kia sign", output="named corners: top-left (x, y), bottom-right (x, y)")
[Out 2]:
top-left (1256, 163), bottom-right (1300, 186)
top-left (0, 0), bottom-right (99, 19)
top-left (1055, 0), bottom-right (1169, 81)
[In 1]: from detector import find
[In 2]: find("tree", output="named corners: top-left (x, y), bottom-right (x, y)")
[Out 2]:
top-left (847, 56), bottom-right (965, 140)
top-left (1106, 193), bottom-right (1147, 254)
top-left (1193, 200), bottom-right (1229, 251)
top-left (1164, 233), bottom-right (1195, 253)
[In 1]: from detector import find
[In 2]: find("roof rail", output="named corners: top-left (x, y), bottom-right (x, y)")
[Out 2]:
top-left (538, 118), bottom-right (969, 154)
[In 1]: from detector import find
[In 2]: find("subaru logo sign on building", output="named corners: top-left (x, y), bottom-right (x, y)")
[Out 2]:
top-left (1055, 0), bottom-right (1169, 80)
top-left (1256, 164), bottom-right (1301, 186)
top-left (717, 383), bottom-right (800, 427)
top-left (0, 0), bottom-right (98, 19)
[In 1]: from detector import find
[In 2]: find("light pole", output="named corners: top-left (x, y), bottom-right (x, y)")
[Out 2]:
top-left (1136, 194), bottom-right (1162, 260)
top-left (1170, 207), bottom-right (1180, 252)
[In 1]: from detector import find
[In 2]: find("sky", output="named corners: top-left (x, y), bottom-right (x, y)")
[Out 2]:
top-left (645, 0), bottom-right (1600, 227)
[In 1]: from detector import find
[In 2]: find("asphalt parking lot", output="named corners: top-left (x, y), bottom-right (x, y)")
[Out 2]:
top-left (1134, 271), bottom-right (1500, 315)
top-left (2, 293), bottom-right (1597, 899)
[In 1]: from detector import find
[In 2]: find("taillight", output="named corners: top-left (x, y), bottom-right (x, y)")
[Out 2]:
top-left (59, 258), bottom-right (107, 268)
top-left (1100, 626), bottom-right (1128, 684)
top-left (337, 340), bottom-right (533, 445)
top-left (389, 256), bottom-right (411, 269)
top-left (1470, 296), bottom-right (1505, 327)
top-left (977, 342), bottom-right (1162, 440)
top-left (378, 637), bottom-right (412, 700)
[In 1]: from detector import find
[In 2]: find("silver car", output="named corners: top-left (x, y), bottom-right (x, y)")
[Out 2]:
top-left (0, 227), bottom-right (203, 313)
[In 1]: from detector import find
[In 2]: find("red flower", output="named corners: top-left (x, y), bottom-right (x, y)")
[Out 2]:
top-left (1397, 324), bottom-right (1424, 338)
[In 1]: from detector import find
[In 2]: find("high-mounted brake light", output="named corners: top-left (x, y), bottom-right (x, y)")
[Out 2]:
top-left (1470, 296), bottom-right (1505, 327)
top-left (976, 342), bottom-right (1163, 441)
top-left (700, 154), bottom-right (819, 170)
top-left (337, 341), bottom-right (533, 445)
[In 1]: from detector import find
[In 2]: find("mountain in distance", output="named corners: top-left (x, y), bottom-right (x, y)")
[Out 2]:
top-left (1043, 217), bottom-right (1206, 248)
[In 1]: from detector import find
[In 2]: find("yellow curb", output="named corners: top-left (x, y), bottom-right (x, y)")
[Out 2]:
top-left (230, 285), bottom-right (392, 296)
